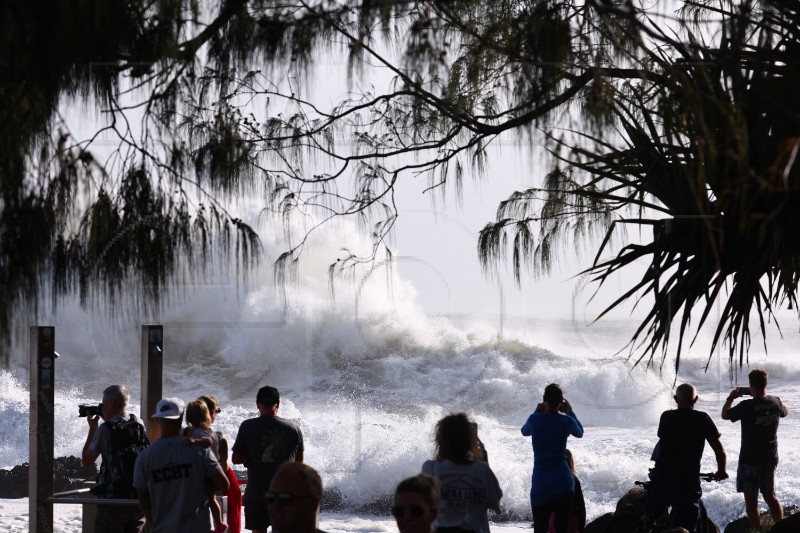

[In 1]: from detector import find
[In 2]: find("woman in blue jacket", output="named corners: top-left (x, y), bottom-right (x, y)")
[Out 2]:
top-left (521, 383), bottom-right (584, 533)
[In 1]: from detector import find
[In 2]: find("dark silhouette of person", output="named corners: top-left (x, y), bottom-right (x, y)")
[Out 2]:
top-left (648, 384), bottom-right (727, 532)
top-left (522, 383), bottom-right (584, 533)
top-left (722, 368), bottom-right (789, 528)
top-left (393, 474), bottom-right (440, 533)
top-left (231, 386), bottom-right (304, 533)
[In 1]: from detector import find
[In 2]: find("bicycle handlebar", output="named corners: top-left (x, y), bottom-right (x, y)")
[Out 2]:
top-left (635, 472), bottom-right (721, 487)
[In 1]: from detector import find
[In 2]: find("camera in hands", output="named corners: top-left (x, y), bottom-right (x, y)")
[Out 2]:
top-left (78, 403), bottom-right (103, 417)
top-left (740, 387), bottom-right (751, 396)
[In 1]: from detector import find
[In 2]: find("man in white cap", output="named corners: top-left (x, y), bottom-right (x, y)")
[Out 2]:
top-left (133, 397), bottom-right (229, 532)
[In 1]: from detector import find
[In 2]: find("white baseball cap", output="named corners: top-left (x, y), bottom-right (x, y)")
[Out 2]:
top-left (151, 397), bottom-right (185, 419)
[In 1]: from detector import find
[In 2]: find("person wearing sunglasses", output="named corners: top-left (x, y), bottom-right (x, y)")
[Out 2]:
top-left (199, 394), bottom-right (242, 533)
top-left (266, 462), bottom-right (327, 533)
top-left (421, 413), bottom-right (503, 533)
top-left (393, 474), bottom-right (439, 533)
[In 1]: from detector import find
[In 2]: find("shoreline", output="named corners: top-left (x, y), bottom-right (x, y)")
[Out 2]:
top-left (0, 499), bottom-right (532, 533)
top-left (6, 456), bottom-right (796, 531)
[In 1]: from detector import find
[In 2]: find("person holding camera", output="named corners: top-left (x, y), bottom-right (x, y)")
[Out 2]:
top-left (649, 383), bottom-right (727, 533)
top-left (521, 383), bottom-right (584, 533)
top-left (722, 368), bottom-right (789, 528)
top-left (81, 384), bottom-right (149, 533)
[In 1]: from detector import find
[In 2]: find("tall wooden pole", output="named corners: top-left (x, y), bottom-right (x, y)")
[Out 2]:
top-left (29, 326), bottom-right (55, 533)
top-left (140, 325), bottom-right (163, 441)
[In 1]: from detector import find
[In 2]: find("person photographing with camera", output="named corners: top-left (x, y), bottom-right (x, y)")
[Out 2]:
top-left (81, 384), bottom-right (149, 532)
top-left (722, 369), bottom-right (789, 528)
top-left (521, 383), bottom-right (584, 533)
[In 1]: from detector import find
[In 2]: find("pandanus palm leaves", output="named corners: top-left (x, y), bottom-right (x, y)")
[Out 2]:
top-left (479, 0), bottom-right (800, 371)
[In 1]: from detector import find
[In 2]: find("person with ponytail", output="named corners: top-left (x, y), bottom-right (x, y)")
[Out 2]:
top-left (199, 394), bottom-right (243, 533)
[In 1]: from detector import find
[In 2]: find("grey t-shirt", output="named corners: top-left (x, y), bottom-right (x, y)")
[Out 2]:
top-left (133, 435), bottom-right (224, 532)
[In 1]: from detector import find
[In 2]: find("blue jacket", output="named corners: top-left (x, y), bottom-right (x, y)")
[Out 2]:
top-left (521, 411), bottom-right (584, 505)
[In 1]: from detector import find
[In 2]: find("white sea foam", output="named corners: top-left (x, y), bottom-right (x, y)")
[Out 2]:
top-left (4, 257), bottom-right (800, 528)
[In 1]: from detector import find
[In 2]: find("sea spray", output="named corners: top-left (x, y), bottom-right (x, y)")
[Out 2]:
top-left (4, 269), bottom-right (800, 525)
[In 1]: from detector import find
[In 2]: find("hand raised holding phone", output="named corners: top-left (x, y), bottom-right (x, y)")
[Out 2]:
top-left (558, 398), bottom-right (573, 415)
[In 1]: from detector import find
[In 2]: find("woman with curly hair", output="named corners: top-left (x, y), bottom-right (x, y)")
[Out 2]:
top-left (421, 413), bottom-right (503, 533)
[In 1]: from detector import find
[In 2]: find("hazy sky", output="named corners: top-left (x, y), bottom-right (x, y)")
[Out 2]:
top-left (388, 142), bottom-right (645, 321)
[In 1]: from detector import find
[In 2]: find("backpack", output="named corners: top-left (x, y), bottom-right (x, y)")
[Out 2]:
top-left (92, 414), bottom-right (150, 499)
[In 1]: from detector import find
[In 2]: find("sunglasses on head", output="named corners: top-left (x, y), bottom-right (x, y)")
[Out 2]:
top-left (264, 492), bottom-right (313, 505)
top-left (391, 505), bottom-right (426, 519)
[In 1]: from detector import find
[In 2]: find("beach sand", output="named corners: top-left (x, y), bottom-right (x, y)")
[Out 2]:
top-left (0, 499), bottom-right (532, 532)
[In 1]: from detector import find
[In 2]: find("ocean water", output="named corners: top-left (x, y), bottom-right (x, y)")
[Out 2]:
top-left (2, 285), bottom-right (800, 531)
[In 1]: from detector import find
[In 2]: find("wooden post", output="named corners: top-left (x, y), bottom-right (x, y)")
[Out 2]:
top-left (29, 326), bottom-right (55, 533)
top-left (140, 325), bottom-right (163, 441)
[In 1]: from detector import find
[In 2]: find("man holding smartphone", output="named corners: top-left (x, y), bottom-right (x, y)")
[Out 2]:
top-left (722, 368), bottom-right (789, 528)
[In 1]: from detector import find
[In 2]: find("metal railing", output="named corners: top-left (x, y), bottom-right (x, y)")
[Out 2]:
top-left (49, 487), bottom-right (140, 506)
top-left (48, 486), bottom-right (227, 532)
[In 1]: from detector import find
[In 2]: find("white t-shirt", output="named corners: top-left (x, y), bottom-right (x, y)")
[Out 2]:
top-left (422, 459), bottom-right (503, 533)
top-left (188, 426), bottom-right (220, 460)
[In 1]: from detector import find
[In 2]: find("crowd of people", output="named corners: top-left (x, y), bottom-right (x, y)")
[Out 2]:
top-left (81, 368), bottom-right (789, 533)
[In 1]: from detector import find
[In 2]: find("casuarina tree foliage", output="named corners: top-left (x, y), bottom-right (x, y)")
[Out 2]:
top-left (1, 0), bottom-right (798, 370)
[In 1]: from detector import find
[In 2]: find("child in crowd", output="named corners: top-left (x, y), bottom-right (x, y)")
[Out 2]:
top-left (185, 399), bottom-right (228, 533)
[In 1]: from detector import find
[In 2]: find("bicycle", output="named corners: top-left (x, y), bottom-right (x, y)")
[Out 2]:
top-left (584, 473), bottom-right (720, 533)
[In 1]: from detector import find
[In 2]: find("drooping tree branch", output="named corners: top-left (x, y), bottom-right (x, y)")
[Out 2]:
top-left (3, 0), bottom-right (799, 371)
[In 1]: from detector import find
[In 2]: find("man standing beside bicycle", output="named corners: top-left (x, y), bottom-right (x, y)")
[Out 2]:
top-left (722, 368), bottom-right (789, 528)
top-left (649, 383), bottom-right (728, 532)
